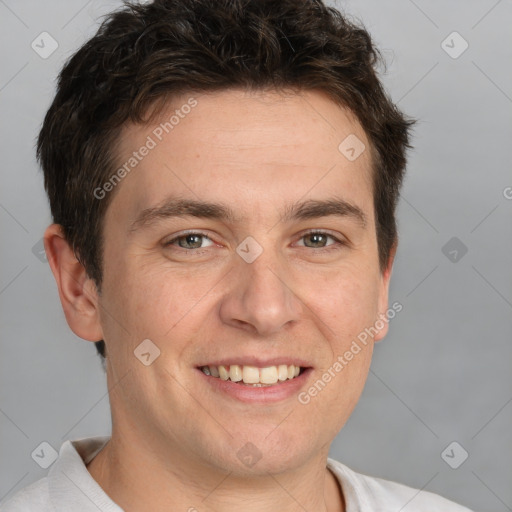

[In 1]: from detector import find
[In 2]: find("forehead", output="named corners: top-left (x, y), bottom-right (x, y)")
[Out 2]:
top-left (109, 88), bottom-right (374, 226)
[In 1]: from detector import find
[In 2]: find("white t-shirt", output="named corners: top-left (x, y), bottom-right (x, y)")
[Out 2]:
top-left (0, 436), bottom-right (474, 511)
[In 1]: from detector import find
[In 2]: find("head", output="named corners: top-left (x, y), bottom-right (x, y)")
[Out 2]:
top-left (40, 0), bottom-right (414, 476)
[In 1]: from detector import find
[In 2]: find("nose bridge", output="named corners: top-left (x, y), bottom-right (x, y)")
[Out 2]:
top-left (220, 244), bottom-right (302, 335)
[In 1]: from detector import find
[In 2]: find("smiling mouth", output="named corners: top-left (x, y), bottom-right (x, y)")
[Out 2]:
top-left (199, 364), bottom-right (305, 387)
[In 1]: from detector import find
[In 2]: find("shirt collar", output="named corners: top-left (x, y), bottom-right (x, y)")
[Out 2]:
top-left (48, 436), bottom-right (123, 512)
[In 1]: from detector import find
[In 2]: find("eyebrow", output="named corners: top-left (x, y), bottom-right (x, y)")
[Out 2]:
top-left (128, 196), bottom-right (367, 234)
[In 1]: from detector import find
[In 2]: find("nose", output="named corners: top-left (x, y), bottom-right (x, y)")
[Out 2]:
top-left (218, 250), bottom-right (303, 336)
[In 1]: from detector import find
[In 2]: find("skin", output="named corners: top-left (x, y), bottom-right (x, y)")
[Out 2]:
top-left (44, 88), bottom-right (395, 512)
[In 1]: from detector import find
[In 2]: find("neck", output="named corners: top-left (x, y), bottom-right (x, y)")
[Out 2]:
top-left (87, 429), bottom-right (344, 512)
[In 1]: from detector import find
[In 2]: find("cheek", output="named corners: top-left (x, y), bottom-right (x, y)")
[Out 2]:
top-left (299, 273), bottom-right (378, 431)
top-left (99, 255), bottom-right (218, 355)
top-left (312, 266), bottom-right (382, 343)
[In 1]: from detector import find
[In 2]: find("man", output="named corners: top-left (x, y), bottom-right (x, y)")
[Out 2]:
top-left (1, 0), bottom-right (473, 510)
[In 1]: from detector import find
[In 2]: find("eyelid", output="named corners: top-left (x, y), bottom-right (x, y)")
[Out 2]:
top-left (163, 229), bottom-right (215, 247)
top-left (294, 229), bottom-right (346, 247)
top-left (163, 228), bottom-right (348, 250)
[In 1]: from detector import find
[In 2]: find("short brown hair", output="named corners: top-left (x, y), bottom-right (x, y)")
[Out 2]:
top-left (37, 0), bottom-right (415, 359)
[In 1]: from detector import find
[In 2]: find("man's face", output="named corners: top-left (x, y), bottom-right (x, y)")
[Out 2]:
top-left (96, 89), bottom-right (393, 475)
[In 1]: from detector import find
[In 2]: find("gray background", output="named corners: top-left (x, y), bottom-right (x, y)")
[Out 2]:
top-left (1, 1), bottom-right (511, 510)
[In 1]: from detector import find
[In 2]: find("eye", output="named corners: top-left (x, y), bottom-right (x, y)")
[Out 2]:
top-left (162, 230), bottom-right (345, 252)
top-left (296, 230), bottom-right (344, 249)
top-left (163, 231), bottom-right (214, 250)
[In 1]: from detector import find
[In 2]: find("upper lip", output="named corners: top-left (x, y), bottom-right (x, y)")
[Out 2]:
top-left (196, 357), bottom-right (311, 368)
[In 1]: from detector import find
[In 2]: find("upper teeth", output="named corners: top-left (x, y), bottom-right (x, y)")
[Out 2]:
top-left (201, 364), bottom-right (301, 384)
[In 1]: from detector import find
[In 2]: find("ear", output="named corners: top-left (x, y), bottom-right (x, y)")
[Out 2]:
top-left (373, 242), bottom-right (397, 343)
top-left (43, 224), bottom-right (104, 342)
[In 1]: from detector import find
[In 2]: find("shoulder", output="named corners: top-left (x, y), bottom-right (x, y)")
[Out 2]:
top-left (0, 477), bottom-right (51, 511)
top-left (0, 436), bottom-right (113, 512)
top-left (327, 457), bottom-right (474, 511)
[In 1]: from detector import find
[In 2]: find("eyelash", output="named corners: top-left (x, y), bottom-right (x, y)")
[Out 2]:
top-left (163, 230), bottom-right (346, 252)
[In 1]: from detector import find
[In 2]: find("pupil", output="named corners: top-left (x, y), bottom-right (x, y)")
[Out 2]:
top-left (309, 234), bottom-right (324, 247)
top-left (184, 234), bottom-right (201, 248)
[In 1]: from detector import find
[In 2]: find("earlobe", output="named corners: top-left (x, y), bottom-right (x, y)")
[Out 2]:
top-left (43, 224), bottom-right (104, 342)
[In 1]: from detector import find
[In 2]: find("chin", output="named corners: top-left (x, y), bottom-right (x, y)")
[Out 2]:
top-left (210, 431), bottom-right (316, 477)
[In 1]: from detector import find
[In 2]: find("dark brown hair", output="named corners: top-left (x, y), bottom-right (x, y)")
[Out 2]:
top-left (37, 0), bottom-right (415, 359)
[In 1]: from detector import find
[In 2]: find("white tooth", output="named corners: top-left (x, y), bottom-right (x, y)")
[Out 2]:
top-left (287, 365), bottom-right (295, 379)
top-left (229, 364), bottom-right (242, 382)
top-left (278, 364), bottom-right (288, 381)
top-left (260, 366), bottom-right (278, 384)
top-left (210, 365), bottom-right (219, 378)
top-left (202, 366), bottom-right (211, 376)
top-left (218, 365), bottom-right (229, 380)
top-left (294, 366), bottom-right (300, 377)
top-left (242, 365), bottom-right (260, 384)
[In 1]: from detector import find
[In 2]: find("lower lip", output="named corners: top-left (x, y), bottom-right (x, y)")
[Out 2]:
top-left (197, 368), bottom-right (313, 404)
